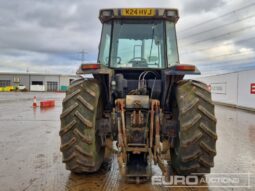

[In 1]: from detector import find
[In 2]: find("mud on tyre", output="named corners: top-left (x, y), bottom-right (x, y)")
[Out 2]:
top-left (172, 80), bottom-right (217, 175)
top-left (60, 79), bottom-right (104, 173)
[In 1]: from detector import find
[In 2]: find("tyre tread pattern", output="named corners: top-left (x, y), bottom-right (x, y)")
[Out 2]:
top-left (173, 80), bottom-right (217, 175)
top-left (60, 79), bottom-right (104, 173)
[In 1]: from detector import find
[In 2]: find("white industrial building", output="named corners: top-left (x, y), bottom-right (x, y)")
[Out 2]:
top-left (196, 69), bottom-right (255, 111)
top-left (1, 70), bottom-right (254, 111)
top-left (0, 72), bottom-right (77, 92)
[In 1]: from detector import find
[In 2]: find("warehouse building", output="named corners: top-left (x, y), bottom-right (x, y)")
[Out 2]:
top-left (0, 72), bottom-right (77, 92)
top-left (196, 69), bottom-right (255, 111)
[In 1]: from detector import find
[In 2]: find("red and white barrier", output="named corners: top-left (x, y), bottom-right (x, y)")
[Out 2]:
top-left (40, 100), bottom-right (55, 108)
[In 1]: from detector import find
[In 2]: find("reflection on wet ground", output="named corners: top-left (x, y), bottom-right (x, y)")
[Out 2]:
top-left (0, 93), bottom-right (254, 190)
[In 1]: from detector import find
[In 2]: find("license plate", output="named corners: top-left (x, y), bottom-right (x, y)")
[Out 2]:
top-left (121, 8), bottom-right (155, 16)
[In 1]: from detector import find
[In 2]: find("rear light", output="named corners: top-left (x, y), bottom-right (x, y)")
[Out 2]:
top-left (100, 10), bottom-right (113, 17)
top-left (99, 10), bottom-right (113, 21)
top-left (165, 10), bottom-right (178, 17)
top-left (175, 64), bottom-right (196, 71)
top-left (81, 64), bottom-right (100, 70)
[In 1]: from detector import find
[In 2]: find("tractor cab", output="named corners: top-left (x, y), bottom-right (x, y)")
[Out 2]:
top-left (77, 8), bottom-right (199, 110)
top-left (98, 8), bottom-right (180, 69)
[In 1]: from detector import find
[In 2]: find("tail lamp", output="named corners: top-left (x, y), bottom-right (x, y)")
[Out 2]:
top-left (175, 64), bottom-right (196, 71)
top-left (81, 64), bottom-right (100, 70)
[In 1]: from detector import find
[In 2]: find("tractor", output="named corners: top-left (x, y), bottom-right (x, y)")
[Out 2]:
top-left (59, 8), bottom-right (217, 183)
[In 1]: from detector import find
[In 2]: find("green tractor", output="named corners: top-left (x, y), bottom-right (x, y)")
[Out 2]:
top-left (60, 8), bottom-right (217, 183)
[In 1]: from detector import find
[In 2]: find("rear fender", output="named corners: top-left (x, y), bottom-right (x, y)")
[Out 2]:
top-left (76, 63), bottom-right (114, 76)
top-left (76, 64), bottom-right (114, 110)
top-left (165, 64), bottom-right (201, 75)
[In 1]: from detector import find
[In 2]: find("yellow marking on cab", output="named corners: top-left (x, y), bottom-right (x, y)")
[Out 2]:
top-left (121, 8), bottom-right (155, 17)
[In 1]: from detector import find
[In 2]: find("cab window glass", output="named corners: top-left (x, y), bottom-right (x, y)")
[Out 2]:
top-left (98, 22), bottom-right (112, 66)
top-left (166, 22), bottom-right (179, 66)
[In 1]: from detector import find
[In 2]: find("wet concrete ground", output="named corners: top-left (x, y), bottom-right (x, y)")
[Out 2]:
top-left (0, 92), bottom-right (254, 191)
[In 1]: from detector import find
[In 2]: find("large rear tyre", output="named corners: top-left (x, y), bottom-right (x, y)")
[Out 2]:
top-left (173, 80), bottom-right (217, 175)
top-left (60, 79), bottom-right (104, 173)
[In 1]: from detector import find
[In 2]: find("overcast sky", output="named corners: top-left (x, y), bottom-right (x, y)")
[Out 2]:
top-left (0, 0), bottom-right (254, 76)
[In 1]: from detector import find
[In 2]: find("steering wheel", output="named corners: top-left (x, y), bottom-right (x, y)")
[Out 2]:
top-left (128, 57), bottom-right (147, 64)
